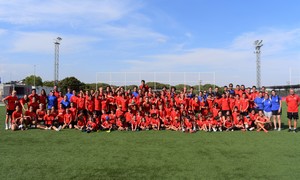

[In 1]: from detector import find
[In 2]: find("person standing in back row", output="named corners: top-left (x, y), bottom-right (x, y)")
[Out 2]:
top-left (286, 89), bottom-right (300, 132)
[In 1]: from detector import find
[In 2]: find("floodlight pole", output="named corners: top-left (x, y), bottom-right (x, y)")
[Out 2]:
top-left (254, 40), bottom-right (263, 90)
top-left (54, 37), bottom-right (62, 86)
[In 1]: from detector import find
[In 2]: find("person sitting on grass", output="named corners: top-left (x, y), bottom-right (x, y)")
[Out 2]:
top-left (62, 108), bottom-right (73, 129)
top-left (85, 116), bottom-right (97, 133)
top-left (140, 117), bottom-right (150, 130)
top-left (255, 110), bottom-right (270, 133)
top-left (116, 117), bottom-right (127, 131)
top-left (24, 106), bottom-right (37, 129)
top-left (74, 110), bottom-right (87, 131)
top-left (11, 105), bottom-right (25, 131)
top-left (183, 115), bottom-right (195, 133)
top-left (44, 109), bottom-right (61, 131)
top-left (233, 115), bottom-right (246, 131)
top-left (131, 116), bottom-right (139, 131)
top-left (196, 113), bottom-right (207, 132)
top-left (101, 116), bottom-right (113, 133)
top-left (223, 115), bottom-right (234, 132)
top-left (150, 113), bottom-right (160, 130)
top-left (170, 117), bottom-right (181, 131)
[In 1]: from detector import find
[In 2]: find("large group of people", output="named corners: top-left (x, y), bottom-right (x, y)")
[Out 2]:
top-left (2, 80), bottom-right (300, 133)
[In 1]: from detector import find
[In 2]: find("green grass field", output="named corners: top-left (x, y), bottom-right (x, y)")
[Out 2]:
top-left (1, 104), bottom-right (300, 180)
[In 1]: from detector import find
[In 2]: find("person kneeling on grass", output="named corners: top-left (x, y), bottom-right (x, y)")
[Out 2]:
top-left (62, 108), bottom-right (73, 129)
top-left (255, 110), bottom-right (271, 133)
top-left (11, 106), bottom-right (25, 131)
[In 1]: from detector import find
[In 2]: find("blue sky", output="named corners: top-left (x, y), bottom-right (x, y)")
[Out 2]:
top-left (1, 0), bottom-right (300, 87)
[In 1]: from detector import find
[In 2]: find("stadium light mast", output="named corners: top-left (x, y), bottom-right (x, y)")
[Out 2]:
top-left (54, 37), bottom-right (62, 86)
top-left (254, 40), bottom-right (263, 90)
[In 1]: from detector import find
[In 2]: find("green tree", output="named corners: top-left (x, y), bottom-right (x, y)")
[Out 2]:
top-left (24, 75), bottom-right (43, 86)
top-left (43, 81), bottom-right (55, 87)
top-left (58, 76), bottom-right (85, 94)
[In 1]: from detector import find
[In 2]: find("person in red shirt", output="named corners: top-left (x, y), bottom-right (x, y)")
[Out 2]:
top-left (56, 104), bottom-right (66, 126)
top-left (11, 105), bottom-right (24, 131)
top-left (39, 89), bottom-right (47, 107)
top-left (74, 110), bottom-right (87, 131)
top-left (2, 90), bottom-right (19, 130)
top-left (62, 108), bottom-right (73, 129)
top-left (77, 92), bottom-right (86, 112)
top-left (150, 113), bottom-right (160, 130)
top-left (139, 80), bottom-right (149, 92)
top-left (28, 96), bottom-right (39, 113)
top-left (170, 117), bottom-right (181, 131)
top-left (286, 89), bottom-right (300, 132)
top-left (85, 95), bottom-right (95, 115)
top-left (28, 89), bottom-right (39, 104)
top-left (101, 116), bottom-right (112, 132)
top-left (19, 94), bottom-right (29, 112)
top-left (24, 106), bottom-right (37, 128)
top-left (85, 116), bottom-right (97, 133)
top-left (240, 93), bottom-right (249, 116)
top-left (220, 93), bottom-right (230, 116)
top-left (44, 109), bottom-right (56, 130)
top-left (233, 115), bottom-right (246, 131)
top-left (255, 110), bottom-right (270, 133)
top-left (116, 117), bottom-right (127, 131)
top-left (140, 117), bottom-right (150, 130)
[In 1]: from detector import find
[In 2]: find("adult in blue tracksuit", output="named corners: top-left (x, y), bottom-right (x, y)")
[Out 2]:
top-left (270, 90), bottom-right (282, 131)
top-left (254, 92), bottom-right (264, 112)
top-left (262, 93), bottom-right (272, 119)
top-left (47, 91), bottom-right (57, 110)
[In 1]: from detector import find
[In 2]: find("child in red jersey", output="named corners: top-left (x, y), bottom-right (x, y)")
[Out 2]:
top-left (11, 106), bottom-right (24, 131)
top-left (150, 113), bottom-right (160, 130)
top-left (255, 110), bottom-right (270, 133)
top-left (24, 106), bottom-right (37, 128)
top-left (196, 113), bottom-right (207, 132)
top-left (85, 116), bottom-right (97, 133)
top-left (101, 115), bottom-right (113, 132)
top-left (62, 108), bottom-right (73, 129)
top-left (170, 117), bottom-right (181, 131)
top-left (131, 116), bottom-right (139, 131)
top-left (116, 117), bottom-right (127, 131)
top-left (248, 109), bottom-right (258, 131)
top-left (140, 117), bottom-right (150, 130)
top-left (74, 110), bottom-right (87, 130)
top-left (233, 115), bottom-right (246, 131)
top-left (223, 115), bottom-right (234, 131)
top-left (44, 109), bottom-right (61, 131)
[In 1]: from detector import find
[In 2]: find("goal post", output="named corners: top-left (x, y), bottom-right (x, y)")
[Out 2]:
top-left (96, 72), bottom-right (216, 91)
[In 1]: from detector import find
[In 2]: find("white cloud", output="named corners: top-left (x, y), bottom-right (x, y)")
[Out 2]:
top-left (123, 28), bottom-right (300, 86)
top-left (8, 31), bottom-right (101, 54)
top-left (0, 0), bottom-right (140, 25)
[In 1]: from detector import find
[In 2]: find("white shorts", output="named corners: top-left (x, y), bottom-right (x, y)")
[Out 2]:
top-left (264, 111), bottom-right (272, 118)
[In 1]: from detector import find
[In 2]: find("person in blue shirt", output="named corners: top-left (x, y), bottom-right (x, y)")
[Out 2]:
top-left (47, 90), bottom-right (57, 110)
top-left (270, 90), bottom-right (282, 131)
top-left (254, 92), bottom-right (264, 112)
top-left (132, 86), bottom-right (139, 98)
top-left (263, 93), bottom-right (272, 119)
top-left (60, 95), bottom-right (70, 109)
top-left (65, 87), bottom-right (73, 101)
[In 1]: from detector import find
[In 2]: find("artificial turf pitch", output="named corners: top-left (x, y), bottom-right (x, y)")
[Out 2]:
top-left (1, 105), bottom-right (300, 180)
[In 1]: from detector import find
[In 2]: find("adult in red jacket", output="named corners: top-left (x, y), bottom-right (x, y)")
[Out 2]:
top-left (286, 89), bottom-right (300, 132)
